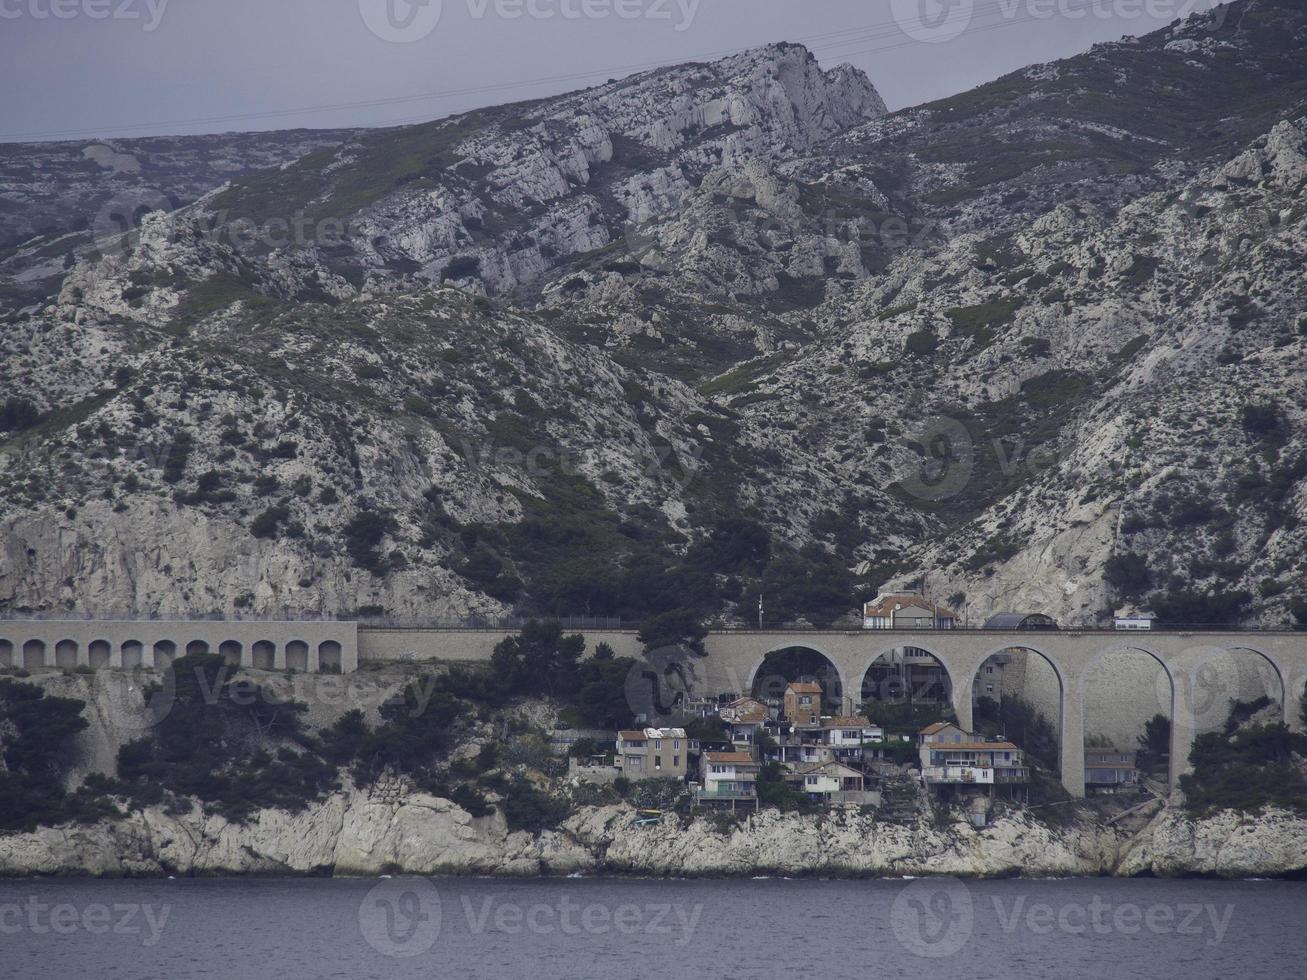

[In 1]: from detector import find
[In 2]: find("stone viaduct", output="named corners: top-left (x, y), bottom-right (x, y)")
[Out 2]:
top-left (4, 620), bottom-right (1305, 798)
top-left (358, 625), bottom-right (1307, 797)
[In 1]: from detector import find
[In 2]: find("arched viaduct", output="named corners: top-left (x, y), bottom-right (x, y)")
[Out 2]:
top-left (4, 621), bottom-right (1304, 798)
top-left (359, 626), bottom-right (1307, 798)
top-left (0, 620), bottom-right (358, 674)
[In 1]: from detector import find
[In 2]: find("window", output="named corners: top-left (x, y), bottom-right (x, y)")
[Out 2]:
top-left (674, 740), bottom-right (680, 750)
top-left (806, 776), bottom-right (818, 786)
top-left (985, 666), bottom-right (993, 674)
top-left (655, 757), bottom-right (662, 770)
top-left (800, 696), bottom-right (811, 705)
top-left (655, 740), bottom-right (663, 750)
top-left (673, 756), bottom-right (680, 767)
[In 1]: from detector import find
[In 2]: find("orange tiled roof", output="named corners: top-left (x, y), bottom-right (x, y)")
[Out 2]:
top-left (705, 751), bottom-right (757, 765)
top-left (863, 593), bottom-right (957, 619)
top-left (786, 682), bottom-right (823, 694)
top-left (824, 715), bottom-right (875, 728)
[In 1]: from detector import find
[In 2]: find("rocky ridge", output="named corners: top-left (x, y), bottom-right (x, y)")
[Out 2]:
top-left (1, 0), bottom-right (1306, 626)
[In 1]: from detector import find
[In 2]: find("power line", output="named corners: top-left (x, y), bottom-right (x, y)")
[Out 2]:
top-left (1, 0), bottom-right (1194, 141)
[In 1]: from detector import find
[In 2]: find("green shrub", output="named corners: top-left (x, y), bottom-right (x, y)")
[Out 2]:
top-left (905, 330), bottom-right (938, 356)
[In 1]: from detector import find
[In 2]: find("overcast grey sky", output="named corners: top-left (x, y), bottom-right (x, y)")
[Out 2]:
top-left (0, 0), bottom-right (1224, 142)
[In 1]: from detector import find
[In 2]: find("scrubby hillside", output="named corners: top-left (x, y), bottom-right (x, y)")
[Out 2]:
top-left (1, 0), bottom-right (1306, 627)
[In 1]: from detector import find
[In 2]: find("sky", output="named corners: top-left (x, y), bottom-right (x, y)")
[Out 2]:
top-left (0, 0), bottom-right (1226, 142)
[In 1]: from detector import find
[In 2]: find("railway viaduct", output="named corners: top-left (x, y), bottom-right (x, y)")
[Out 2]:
top-left (3, 620), bottom-right (1305, 798)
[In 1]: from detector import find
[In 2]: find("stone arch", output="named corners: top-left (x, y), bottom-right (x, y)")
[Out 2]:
top-left (857, 643), bottom-right (959, 733)
top-left (0, 638), bottom-right (12, 668)
top-left (219, 640), bottom-right (242, 668)
top-left (1081, 643), bottom-right (1173, 788)
top-left (285, 640), bottom-right (309, 672)
top-left (1225, 645), bottom-right (1288, 721)
top-left (969, 643), bottom-right (1067, 772)
top-left (154, 640), bottom-right (176, 670)
top-left (23, 639), bottom-right (46, 669)
top-left (54, 639), bottom-right (79, 669)
top-left (252, 640), bottom-right (276, 671)
top-left (88, 639), bottom-right (112, 669)
top-left (185, 639), bottom-right (210, 658)
top-left (748, 644), bottom-right (847, 712)
top-left (318, 640), bottom-right (342, 672)
top-left (121, 640), bottom-right (145, 669)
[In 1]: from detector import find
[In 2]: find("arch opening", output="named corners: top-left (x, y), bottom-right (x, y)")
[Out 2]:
top-left (185, 640), bottom-right (210, 658)
top-left (970, 645), bottom-right (1063, 778)
top-left (0, 638), bottom-right (13, 668)
top-left (219, 640), bottom-right (242, 668)
top-left (22, 639), bottom-right (45, 669)
top-left (750, 646), bottom-right (844, 715)
top-left (860, 645), bottom-right (955, 735)
top-left (88, 640), bottom-right (112, 670)
top-left (318, 641), bottom-right (342, 673)
top-left (154, 640), bottom-right (176, 670)
top-left (121, 640), bottom-right (144, 670)
top-left (285, 640), bottom-right (309, 672)
top-left (54, 639), bottom-right (79, 670)
top-left (1080, 646), bottom-right (1171, 793)
top-left (252, 640), bottom-right (276, 671)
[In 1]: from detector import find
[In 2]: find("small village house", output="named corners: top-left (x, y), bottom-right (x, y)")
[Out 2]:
top-left (616, 727), bottom-right (688, 781)
top-left (1085, 746), bottom-right (1140, 792)
top-left (783, 681), bottom-right (823, 726)
top-left (782, 761), bottom-right (877, 806)
top-left (697, 750), bottom-right (760, 809)
top-left (719, 696), bottom-right (771, 746)
top-left (918, 723), bottom-right (1029, 799)
top-left (863, 592), bottom-right (957, 630)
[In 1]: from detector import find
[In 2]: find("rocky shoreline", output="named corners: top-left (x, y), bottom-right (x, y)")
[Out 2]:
top-left (2, 788), bottom-right (1304, 881)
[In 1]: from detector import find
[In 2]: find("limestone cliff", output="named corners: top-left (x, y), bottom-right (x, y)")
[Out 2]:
top-left (2, 788), bottom-right (1303, 880)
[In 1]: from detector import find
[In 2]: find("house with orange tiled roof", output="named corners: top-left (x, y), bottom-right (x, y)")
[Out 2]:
top-left (917, 723), bottom-right (1029, 800)
top-left (783, 681), bottom-right (823, 726)
top-left (862, 591), bottom-right (957, 630)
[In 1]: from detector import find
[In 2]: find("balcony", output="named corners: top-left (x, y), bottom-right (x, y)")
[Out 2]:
top-left (696, 786), bottom-right (758, 800)
top-left (923, 766), bottom-right (995, 785)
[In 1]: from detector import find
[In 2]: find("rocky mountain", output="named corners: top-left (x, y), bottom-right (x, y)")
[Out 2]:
top-left (1, 0), bottom-right (1305, 628)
